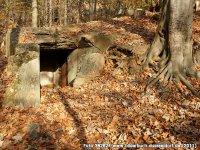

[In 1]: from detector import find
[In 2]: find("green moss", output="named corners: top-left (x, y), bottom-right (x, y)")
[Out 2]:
top-left (12, 51), bottom-right (38, 68)
top-left (16, 43), bottom-right (40, 54)
top-left (4, 76), bottom-right (21, 105)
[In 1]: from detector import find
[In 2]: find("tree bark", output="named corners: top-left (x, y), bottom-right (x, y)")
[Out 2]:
top-left (64, 0), bottom-right (68, 25)
top-left (49, 0), bottom-right (52, 27)
top-left (89, 0), bottom-right (94, 21)
top-left (32, 0), bottom-right (38, 27)
top-left (143, 0), bottom-right (200, 97)
top-left (64, 0), bottom-right (69, 25)
top-left (44, 0), bottom-right (48, 26)
top-left (94, 0), bottom-right (97, 20)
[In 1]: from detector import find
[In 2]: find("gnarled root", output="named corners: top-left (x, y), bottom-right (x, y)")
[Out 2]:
top-left (144, 61), bottom-right (200, 98)
top-left (144, 63), bottom-right (171, 93)
top-left (142, 0), bottom-right (199, 98)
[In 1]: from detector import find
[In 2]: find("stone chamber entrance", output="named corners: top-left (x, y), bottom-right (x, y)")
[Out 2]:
top-left (40, 49), bottom-right (71, 88)
top-left (3, 28), bottom-right (112, 106)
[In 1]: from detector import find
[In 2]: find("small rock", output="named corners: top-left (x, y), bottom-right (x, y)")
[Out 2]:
top-left (12, 134), bottom-right (23, 143)
top-left (122, 101), bottom-right (128, 107)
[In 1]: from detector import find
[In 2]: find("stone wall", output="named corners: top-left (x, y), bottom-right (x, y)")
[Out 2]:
top-left (3, 27), bottom-right (113, 106)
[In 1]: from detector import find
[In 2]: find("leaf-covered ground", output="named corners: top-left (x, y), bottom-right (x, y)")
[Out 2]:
top-left (0, 13), bottom-right (200, 150)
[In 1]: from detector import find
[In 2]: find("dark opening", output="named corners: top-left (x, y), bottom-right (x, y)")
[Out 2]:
top-left (40, 49), bottom-right (70, 87)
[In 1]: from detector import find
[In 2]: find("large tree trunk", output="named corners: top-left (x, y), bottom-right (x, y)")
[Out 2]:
top-left (143, 0), bottom-right (200, 97)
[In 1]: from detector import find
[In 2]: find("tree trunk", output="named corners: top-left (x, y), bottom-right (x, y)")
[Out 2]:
top-left (143, 0), bottom-right (200, 97)
top-left (89, 0), bottom-right (94, 21)
top-left (44, 0), bottom-right (48, 26)
top-left (49, 0), bottom-right (52, 27)
top-left (32, 0), bottom-right (38, 27)
top-left (77, 0), bottom-right (83, 23)
top-left (94, 0), bottom-right (97, 20)
top-left (64, 0), bottom-right (68, 25)
top-left (52, 1), bottom-right (55, 25)
top-left (57, 0), bottom-right (61, 25)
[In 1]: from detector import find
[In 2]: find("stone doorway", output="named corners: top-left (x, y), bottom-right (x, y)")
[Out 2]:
top-left (3, 28), bottom-right (111, 106)
top-left (40, 49), bottom-right (71, 88)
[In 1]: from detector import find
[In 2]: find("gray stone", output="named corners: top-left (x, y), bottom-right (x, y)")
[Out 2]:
top-left (127, 8), bottom-right (145, 19)
top-left (67, 50), bottom-right (78, 86)
top-left (12, 134), bottom-right (23, 143)
top-left (4, 44), bottom-right (40, 107)
top-left (67, 47), bottom-right (99, 85)
top-left (73, 53), bottom-right (105, 86)
top-left (80, 33), bottom-right (113, 53)
top-left (133, 9), bottom-right (146, 19)
top-left (15, 43), bottom-right (40, 54)
top-left (18, 28), bottom-right (78, 50)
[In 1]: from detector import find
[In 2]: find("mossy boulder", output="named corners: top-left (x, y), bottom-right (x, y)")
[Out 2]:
top-left (4, 44), bottom-right (40, 107)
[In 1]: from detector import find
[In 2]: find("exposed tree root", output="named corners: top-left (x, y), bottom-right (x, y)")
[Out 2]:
top-left (142, 0), bottom-right (200, 98)
top-left (144, 64), bottom-right (169, 92)
top-left (142, 36), bottom-right (200, 97)
top-left (173, 79), bottom-right (187, 96)
top-left (178, 73), bottom-right (199, 97)
top-left (144, 61), bottom-right (200, 98)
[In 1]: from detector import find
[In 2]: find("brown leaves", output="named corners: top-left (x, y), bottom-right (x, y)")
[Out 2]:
top-left (0, 14), bottom-right (200, 149)
top-left (107, 115), bottom-right (120, 129)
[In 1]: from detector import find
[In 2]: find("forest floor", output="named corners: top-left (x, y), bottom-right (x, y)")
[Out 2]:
top-left (0, 13), bottom-right (200, 150)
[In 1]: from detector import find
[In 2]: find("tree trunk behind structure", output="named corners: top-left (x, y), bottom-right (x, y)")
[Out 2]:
top-left (143, 0), bottom-right (200, 97)
top-left (32, 0), bottom-right (38, 27)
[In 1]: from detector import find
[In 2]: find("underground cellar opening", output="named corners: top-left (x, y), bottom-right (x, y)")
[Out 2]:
top-left (40, 49), bottom-right (71, 88)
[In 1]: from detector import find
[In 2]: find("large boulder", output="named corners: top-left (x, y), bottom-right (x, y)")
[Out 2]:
top-left (67, 46), bottom-right (100, 86)
top-left (79, 33), bottom-right (113, 53)
top-left (4, 44), bottom-right (40, 107)
top-left (67, 33), bottom-right (112, 86)
top-left (73, 53), bottom-right (105, 87)
top-left (68, 33), bottom-right (113, 86)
